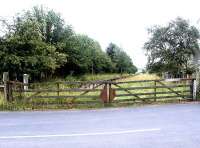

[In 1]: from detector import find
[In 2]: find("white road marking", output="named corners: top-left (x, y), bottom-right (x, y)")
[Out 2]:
top-left (0, 128), bottom-right (161, 139)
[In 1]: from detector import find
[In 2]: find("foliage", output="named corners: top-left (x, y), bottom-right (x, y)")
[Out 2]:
top-left (0, 8), bottom-right (68, 80)
top-left (0, 6), bottom-right (137, 81)
top-left (144, 17), bottom-right (200, 74)
top-left (58, 35), bottom-right (115, 75)
top-left (106, 43), bottom-right (137, 73)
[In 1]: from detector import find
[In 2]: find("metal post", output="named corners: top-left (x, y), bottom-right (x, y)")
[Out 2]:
top-left (195, 70), bottom-right (199, 98)
top-left (3, 72), bottom-right (9, 101)
top-left (192, 79), bottom-right (197, 101)
top-left (23, 74), bottom-right (29, 91)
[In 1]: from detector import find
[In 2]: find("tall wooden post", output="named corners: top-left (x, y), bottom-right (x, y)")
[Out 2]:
top-left (57, 82), bottom-right (60, 96)
top-left (105, 83), bottom-right (109, 103)
top-left (154, 80), bottom-right (157, 102)
top-left (3, 72), bottom-right (9, 102)
top-left (108, 83), bottom-right (112, 103)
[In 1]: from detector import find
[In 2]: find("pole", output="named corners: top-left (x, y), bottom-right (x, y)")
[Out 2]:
top-left (57, 82), bottom-right (60, 96)
top-left (3, 72), bottom-right (9, 101)
top-left (154, 80), bottom-right (157, 102)
top-left (23, 74), bottom-right (29, 91)
top-left (192, 79), bottom-right (197, 101)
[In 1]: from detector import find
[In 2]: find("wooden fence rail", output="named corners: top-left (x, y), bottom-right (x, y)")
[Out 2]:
top-left (2, 78), bottom-right (197, 105)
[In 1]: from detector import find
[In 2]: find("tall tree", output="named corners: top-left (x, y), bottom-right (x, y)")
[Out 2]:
top-left (144, 17), bottom-right (200, 74)
top-left (0, 6), bottom-right (68, 80)
top-left (59, 35), bottom-right (114, 75)
top-left (106, 43), bottom-right (137, 73)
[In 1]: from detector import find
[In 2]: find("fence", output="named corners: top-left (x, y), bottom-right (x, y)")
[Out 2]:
top-left (112, 78), bottom-right (196, 103)
top-left (2, 78), bottom-right (196, 106)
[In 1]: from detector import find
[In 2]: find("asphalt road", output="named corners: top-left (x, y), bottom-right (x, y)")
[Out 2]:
top-left (0, 103), bottom-right (200, 148)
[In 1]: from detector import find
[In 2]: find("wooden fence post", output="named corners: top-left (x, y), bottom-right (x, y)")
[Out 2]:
top-left (108, 83), bottom-right (112, 103)
top-left (105, 83), bottom-right (109, 104)
top-left (7, 82), bottom-right (13, 102)
top-left (154, 80), bottom-right (157, 102)
top-left (57, 82), bottom-right (60, 96)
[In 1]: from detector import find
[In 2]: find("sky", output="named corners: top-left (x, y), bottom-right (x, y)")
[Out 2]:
top-left (0, 0), bottom-right (200, 70)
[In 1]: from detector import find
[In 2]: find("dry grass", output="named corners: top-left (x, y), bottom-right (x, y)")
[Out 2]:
top-left (119, 73), bottom-right (160, 81)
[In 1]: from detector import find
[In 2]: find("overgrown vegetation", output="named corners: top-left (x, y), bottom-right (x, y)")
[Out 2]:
top-left (0, 6), bottom-right (137, 81)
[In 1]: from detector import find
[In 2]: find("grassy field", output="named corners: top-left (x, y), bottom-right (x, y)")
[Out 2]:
top-left (0, 73), bottom-right (193, 110)
top-left (114, 74), bottom-right (190, 102)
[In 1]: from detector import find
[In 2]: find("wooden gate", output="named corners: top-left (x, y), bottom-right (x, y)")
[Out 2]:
top-left (3, 78), bottom-right (197, 105)
top-left (6, 80), bottom-right (107, 105)
top-left (109, 78), bottom-right (196, 103)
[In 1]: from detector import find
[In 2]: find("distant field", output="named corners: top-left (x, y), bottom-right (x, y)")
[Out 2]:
top-left (47, 73), bottom-right (129, 82)
top-left (118, 73), bottom-right (160, 81)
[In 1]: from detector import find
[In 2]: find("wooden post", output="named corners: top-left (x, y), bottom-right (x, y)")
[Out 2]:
top-left (3, 72), bottom-right (9, 102)
top-left (108, 83), bottom-right (112, 103)
top-left (19, 83), bottom-right (23, 99)
top-left (57, 82), bottom-right (60, 96)
top-left (105, 83), bottom-right (109, 103)
top-left (8, 82), bottom-right (13, 101)
top-left (154, 80), bottom-right (156, 102)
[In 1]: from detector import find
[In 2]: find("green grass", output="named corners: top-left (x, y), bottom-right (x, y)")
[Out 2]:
top-left (43, 73), bottom-right (128, 83)
top-left (0, 92), bottom-right (4, 105)
top-left (0, 73), bottom-right (194, 111)
top-left (112, 73), bottom-right (191, 102)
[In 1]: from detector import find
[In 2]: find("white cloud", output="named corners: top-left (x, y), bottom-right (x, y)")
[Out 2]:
top-left (0, 0), bottom-right (200, 69)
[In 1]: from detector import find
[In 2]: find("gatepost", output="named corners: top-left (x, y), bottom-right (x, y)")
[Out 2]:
top-left (192, 79), bottom-right (197, 101)
top-left (3, 72), bottom-right (9, 101)
top-left (23, 74), bottom-right (29, 91)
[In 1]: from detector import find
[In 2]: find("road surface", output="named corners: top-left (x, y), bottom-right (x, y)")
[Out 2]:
top-left (0, 103), bottom-right (200, 148)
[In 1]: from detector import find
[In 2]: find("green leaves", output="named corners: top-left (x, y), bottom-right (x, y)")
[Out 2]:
top-left (0, 6), bottom-right (137, 80)
top-left (106, 43), bottom-right (137, 73)
top-left (62, 34), bottom-right (114, 74)
top-left (144, 17), bottom-right (199, 74)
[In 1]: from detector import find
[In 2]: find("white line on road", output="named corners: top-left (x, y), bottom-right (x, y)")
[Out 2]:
top-left (0, 128), bottom-right (161, 139)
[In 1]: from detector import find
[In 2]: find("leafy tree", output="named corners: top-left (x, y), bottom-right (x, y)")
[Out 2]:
top-left (144, 17), bottom-right (200, 74)
top-left (0, 6), bottom-right (137, 81)
top-left (31, 6), bottom-right (74, 44)
top-left (59, 35), bottom-right (114, 75)
top-left (0, 6), bottom-right (68, 80)
top-left (106, 43), bottom-right (137, 73)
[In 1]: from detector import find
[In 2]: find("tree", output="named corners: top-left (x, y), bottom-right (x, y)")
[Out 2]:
top-left (106, 43), bottom-right (137, 73)
top-left (59, 35), bottom-right (114, 75)
top-left (0, 6), bottom-right (68, 80)
top-left (144, 17), bottom-right (200, 74)
top-left (0, 6), bottom-right (137, 81)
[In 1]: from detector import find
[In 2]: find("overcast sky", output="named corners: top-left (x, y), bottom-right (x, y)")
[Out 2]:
top-left (0, 0), bottom-right (200, 69)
